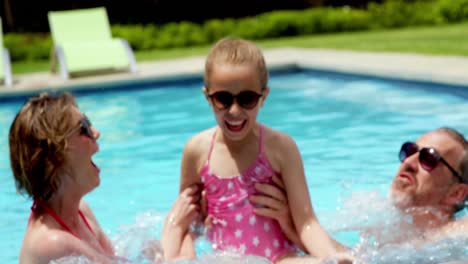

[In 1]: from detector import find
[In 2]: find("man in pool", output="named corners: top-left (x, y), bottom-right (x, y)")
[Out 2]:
top-left (285, 126), bottom-right (467, 245)
top-left (386, 127), bottom-right (468, 241)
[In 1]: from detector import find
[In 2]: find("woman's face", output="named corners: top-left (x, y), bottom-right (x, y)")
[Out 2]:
top-left (64, 107), bottom-right (101, 195)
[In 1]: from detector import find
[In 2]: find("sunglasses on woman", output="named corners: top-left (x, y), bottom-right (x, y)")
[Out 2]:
top-left (399, 141), bottom-right (464, 183)
top-left (67, 115), bottom-right (94, 139)
top-left (208, 90), bottom-right (263, 110)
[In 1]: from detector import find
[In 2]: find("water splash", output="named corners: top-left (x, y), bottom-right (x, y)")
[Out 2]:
top-left (325, 190), bottom-right (468, 263)
top-left (50, 256), bottom-right (96, 264)
top-left (48, 195), bottom-right (468, 264)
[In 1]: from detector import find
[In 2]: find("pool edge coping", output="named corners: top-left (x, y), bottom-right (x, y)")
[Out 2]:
top-left (1, 48), bottom-right (468, 97)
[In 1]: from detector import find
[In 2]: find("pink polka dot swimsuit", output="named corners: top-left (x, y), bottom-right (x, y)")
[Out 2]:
top-left (201, 125), bottom-right (297, 262)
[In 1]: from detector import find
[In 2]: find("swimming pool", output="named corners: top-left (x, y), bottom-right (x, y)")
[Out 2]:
top-left (1, 68), bottom-right (467, 263)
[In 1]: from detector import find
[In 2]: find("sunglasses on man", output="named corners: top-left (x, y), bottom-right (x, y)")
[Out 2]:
top-left (399, 141), bottom-right (464, 183)
top-left (208, 90), bottom-right (264, 110)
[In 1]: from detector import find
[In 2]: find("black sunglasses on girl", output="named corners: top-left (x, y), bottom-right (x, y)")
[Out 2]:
top-left (208, 90), bottom-right (263, 110)
top-left (68, 115), bottom-right (94, 139)
top-left (399, 141), bottom-right (464, 183)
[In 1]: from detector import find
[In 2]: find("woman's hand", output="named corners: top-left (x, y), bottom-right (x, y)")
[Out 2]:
top-left (168, 184), bottom-right (201, 231)
top-left (161, 184), bottom-right (201, 261)
top-left (250, 175), bottom-right (306, 252)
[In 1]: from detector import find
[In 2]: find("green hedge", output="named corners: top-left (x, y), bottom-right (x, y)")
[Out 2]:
top-left (4, 0), bottom-right (468, 62)
top-left (438, 0), bottom-right (468, 22)
top-left (3, 33), bottom-right (52, 61)
top-left (368, 0), bottom-right (444, 28)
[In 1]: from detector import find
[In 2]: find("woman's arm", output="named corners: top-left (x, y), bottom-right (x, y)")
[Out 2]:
top-left (162, 136), bottom-right (204, 261)
top-left (161, 185), bottom-right (201, 261)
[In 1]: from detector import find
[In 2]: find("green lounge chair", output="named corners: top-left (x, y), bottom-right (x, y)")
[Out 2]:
top-left (0, 17), bottom-right (13, 87)
top-left (48, 7), bottom-right (137, 80)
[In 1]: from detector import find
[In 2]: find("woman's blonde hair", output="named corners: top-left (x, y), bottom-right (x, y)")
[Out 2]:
top-left (9, 92), bottom-right (77, 201)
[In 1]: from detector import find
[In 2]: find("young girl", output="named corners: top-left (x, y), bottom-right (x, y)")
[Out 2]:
top-left (170, 37), bottom-right (346, 263)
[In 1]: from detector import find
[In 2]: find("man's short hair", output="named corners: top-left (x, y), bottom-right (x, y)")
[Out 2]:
top-left (436, 127), bottom-right (468, 212)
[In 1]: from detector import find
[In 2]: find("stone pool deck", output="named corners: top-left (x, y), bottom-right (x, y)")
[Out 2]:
top-left (2, 48), bottom-right (468, 95)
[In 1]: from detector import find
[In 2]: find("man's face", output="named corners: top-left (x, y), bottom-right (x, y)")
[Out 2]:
top-left (390, 131), bottom-right (463, 209)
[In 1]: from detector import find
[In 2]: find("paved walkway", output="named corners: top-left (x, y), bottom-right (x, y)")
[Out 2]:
top-left (2, 48), bottom-right (468, 95)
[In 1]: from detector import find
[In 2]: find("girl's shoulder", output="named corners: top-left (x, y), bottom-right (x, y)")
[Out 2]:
top-left (183, 127), bottom-right (217, 162)
top-left (262, 125), bottom-right (297, 150)
top-left (186, 127), bottom-right (216, 148)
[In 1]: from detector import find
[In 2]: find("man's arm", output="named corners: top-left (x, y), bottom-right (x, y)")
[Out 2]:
top-left (251, 175), bottom-right (306, 252)
top-left (277, 133), bottom-right (347, 257)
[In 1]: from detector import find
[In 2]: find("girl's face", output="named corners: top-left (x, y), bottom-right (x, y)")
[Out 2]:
top-left (204, 64), bottom-right (269, 142)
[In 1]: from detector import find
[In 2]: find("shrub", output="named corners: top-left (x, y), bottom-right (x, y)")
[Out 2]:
top-left (154, 22), bottom-right (207, 48)
top-left (438, 0), bottom-right (468, 22)
top-left (4, 33), bottom-right (51, 61)
top-left (5, 0), bottom-right (468, 63)
top-left (203, 19), bottom-right (237, 43)
top-left (112, 24), bottom-right (158, 50)
top-left (368, 0), bottom-right (444, 28)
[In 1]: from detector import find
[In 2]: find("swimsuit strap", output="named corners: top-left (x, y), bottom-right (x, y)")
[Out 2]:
top-left (31, 200), bottom-right (95, 239)
top-left (206, 130), bottom-right (217, 165)
top-left (78, 210), bottom-right (96, 236)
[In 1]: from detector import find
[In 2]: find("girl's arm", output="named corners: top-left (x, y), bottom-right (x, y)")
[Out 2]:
top-left (276, 133), bottom-right (347, 257)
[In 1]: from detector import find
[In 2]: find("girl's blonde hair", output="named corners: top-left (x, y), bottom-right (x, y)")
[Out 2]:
top-left (204, 37), bottom-right (268, 90)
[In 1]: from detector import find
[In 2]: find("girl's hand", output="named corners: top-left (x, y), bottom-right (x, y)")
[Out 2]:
top-left (250, 175), bottom-right (306, 252)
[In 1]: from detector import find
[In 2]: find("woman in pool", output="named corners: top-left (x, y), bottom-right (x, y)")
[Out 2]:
top-left (9, 92), bottom-right (201, 264)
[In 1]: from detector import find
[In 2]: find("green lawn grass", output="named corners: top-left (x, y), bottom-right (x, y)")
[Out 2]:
top-left (12, 22), bottom-right (468, 75)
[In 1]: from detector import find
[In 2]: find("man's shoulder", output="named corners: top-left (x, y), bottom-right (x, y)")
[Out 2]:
top-left (431, 217), bottom-right (468, 240)
top-left (453, 216), bottom-right (468, 232)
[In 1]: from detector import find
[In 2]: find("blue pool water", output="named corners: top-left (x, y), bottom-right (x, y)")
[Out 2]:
top-left (1, 68), bottom-right (467, 263)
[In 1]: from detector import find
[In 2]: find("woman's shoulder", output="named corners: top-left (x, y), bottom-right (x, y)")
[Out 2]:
top-left (79, 200), bottom-right (97, 223)
top-left (21, 221), bottom-right (78, 262)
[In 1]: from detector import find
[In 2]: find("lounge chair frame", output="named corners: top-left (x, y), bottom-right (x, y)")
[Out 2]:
top-left (2, 47), bottom-right (12, 86)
